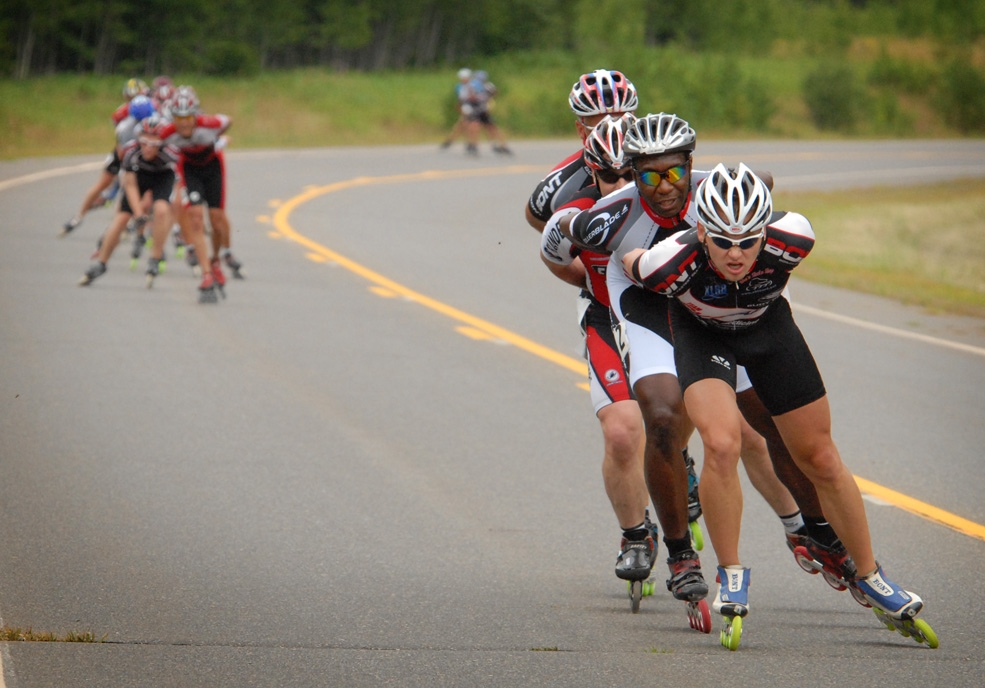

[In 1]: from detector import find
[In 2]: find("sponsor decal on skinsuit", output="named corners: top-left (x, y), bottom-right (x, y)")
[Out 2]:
top-left (583, 203), bottom-right (630, 248)
top-left (711, 355), bottom-right (731, 370)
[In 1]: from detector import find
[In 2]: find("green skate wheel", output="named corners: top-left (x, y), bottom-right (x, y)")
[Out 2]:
top-left (689, 520), bottom-right (704, 551)
top-left (175, 246), bottom-right (186, 260)
top-left (158, 260), bottom-right (166, 274)
top-left (129, 258), bottom-right (138, 271)
top-left (630, 580), bottom-right (642, 614)
top-left (642, 579), bottom-right (655, 597)
top-left (720, 615), bottom-right (742, 651)
top-left (912, 619), bottom-right (939, 649)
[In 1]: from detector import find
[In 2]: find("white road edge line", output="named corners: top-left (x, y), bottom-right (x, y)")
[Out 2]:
top-left (793, 303), bottom-right (985, 358)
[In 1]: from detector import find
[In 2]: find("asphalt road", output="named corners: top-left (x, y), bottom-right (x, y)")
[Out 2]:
top-left (1, 139), bottom-right (984, 687)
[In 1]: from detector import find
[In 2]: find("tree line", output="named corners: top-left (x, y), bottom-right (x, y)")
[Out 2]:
top-left (3, 0), bottom-right (983, 79)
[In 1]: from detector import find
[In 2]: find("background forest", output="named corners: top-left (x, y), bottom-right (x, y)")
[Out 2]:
top-left (2, 0), bottom-right (984, 160)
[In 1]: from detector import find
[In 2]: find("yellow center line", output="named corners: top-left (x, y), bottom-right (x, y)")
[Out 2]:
top-left (271, 167), bottom-right (985, 544)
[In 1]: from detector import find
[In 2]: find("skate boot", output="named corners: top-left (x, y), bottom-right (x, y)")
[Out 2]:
top-left (465, 143), bottom-right (479, 156)
top-left (793, 537), bottom-right (858, 596)
top-left (714, 566), bottom-right (750, 651)
top-left (130, 233), bottom-right (147, 270)
top-left (852, 564), bottom-right (938, 648)
top-left (616, 534), bottom-right (655, 614)
top-left (493, 145), bottom-right (513, 155)
top-left (785, 527), bottom-right (809, 555)
top-left (210, 259), bottom-right (228, 298)
top-left (78, 261), bottom-right (107, 286)
top-left (172, 225), bottom-right (186, 260)
top-left (198, 273), bottom-right (218, 303)
top-left (61, 217), bottom-right (82, 237)
top-left (683, 449), bottom-right (704, 551)
top-left (223, 251), bottom-right (245, 279)
top-left (667, 549), bottom-right (712, 633)
top-left (186, 244), bottom-right (201, 276)
top-left (145, 256), bottom-right (160, 288)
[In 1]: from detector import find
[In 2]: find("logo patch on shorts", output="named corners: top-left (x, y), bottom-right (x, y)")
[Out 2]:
top-left (711, 355), bottom-right (731, 370)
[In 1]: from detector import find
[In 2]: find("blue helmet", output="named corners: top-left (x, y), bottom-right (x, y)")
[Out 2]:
top-left (128, 95), bottom-right (155, 122)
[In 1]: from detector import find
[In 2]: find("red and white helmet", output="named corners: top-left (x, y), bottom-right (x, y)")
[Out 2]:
top-left (583, 113), bottom-right (636, 172)
top-left (139, 114), bottom-right (168, 139)
top-left (171, 86), bottom-right (199, 117)
top-left (569, 69), bottom-right (638, 118)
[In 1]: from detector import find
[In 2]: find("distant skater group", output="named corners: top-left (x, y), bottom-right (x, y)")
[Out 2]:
top-left (65, 76), bottom-right (245, 304)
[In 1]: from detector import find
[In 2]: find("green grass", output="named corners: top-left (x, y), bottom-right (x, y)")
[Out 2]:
top-left (0, 626), bottom-right (105, 642)
top-left (1, 40), bottom-right (977, 159)
top-left (775, 178), bottom-right (985, 318)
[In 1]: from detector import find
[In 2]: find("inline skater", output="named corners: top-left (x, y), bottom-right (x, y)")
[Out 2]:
top-left (439, 68), bottom-right (473, 151)
top-left (556, 113), bottom-right (842, 620)
top-left (525, 69), bottom-right (638, 234)
top-left (538, 114), bottom-right (656, 610)
top-left (465, 71), bottom-right (511, 156)
top-left (159, 87), bottom-right (237, 299)
top-left (78, 114), bottom-right (180, 290)
top-left (61, 83), bottom-right (152, 236)
top-left (622, 164), bottom-right (937, 650)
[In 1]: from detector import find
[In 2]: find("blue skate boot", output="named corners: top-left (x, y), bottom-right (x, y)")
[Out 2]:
top-left (683, 449), bottom-right (704, 551)
top-left (714, 566), bottom-right (750, 651)
top-left (852, 564), bottom-right (938, 648)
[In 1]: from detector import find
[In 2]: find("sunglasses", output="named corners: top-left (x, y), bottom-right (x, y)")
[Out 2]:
top-left (706, 231), bottom-right (764, 251)
top-left (636, 164), bottom-right (688, 186)
top-left (138, 137), bottom-right (162, 147)
top-left (596, 168), bottom-right (634, 184)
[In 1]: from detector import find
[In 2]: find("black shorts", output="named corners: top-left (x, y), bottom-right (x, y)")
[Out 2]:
top-left (183, 156), bottom-right (225, 209)
top-left (669, 297), bottom-right (826, 416)
top-left (104, 148), bottom-right (121, 176)
top-left (120, 169), bottom-right (175, 214)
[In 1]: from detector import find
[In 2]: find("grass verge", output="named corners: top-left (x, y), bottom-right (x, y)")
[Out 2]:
top-left (775, 178), bottom-right (985, 318)
top-left (0, 626), bottom-right (105, 642)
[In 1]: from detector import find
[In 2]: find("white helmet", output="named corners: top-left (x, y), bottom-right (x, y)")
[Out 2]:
top-left (569, 69), bottom-right (638, 117)
top-left (624, 113), bottom-right (696, 159)
top-left (696, 163), bottom-right (773, 236)
top-left (457, 68), bottom-right (472, 80)
top-left (583, 113), bottom-right (636, 171)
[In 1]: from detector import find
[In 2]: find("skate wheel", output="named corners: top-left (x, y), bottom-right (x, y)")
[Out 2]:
top-left (720, 615), bottom-right (742, 651)
top-left (629, 580), bottom-right (642, 614)
top-left (793, 546), bottom-right (819, 575)
top-left (849, 584), bottom-right (872, 608)
top-left (642, 579), bottom-right (655, 597)
top-left (912, 618), bottom-right (939, 649)
top-left (821, 571), bottom-right (848, 592)
top-left (146, 275), bottom-right (155, 289)
top-left (175, 246), bottom-right (186, 260)
top-left (192, 265), bottom-right (202, 278)
top-left (689, 520), bottom-right (704, 552)
top-left (130, 258), bottom-right (138, 271)
top-left (687, 599), bottom-right (712, 634)
top-left (158, 260), bottom-right (167, 274)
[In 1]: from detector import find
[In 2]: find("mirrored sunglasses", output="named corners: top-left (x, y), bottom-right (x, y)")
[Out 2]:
top-left (636, 164), bottom-right (688, 186)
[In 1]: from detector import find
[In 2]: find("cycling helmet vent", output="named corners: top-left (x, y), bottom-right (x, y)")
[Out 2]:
top-left (569, 69), bottom-right (638, 117)
top-left (584, 113), bottom-right (636, 172)
top-left (696, 163), bottom-right (773, 236)
top-left (624, 113), bottom-right (696, 159)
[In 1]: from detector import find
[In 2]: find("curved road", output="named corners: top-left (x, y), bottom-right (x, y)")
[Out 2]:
top-left (1, 140), bottom-right (984, 687)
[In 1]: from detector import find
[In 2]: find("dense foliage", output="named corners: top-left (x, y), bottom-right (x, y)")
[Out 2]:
top-left (3, 0), bottom-right (984, 77)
